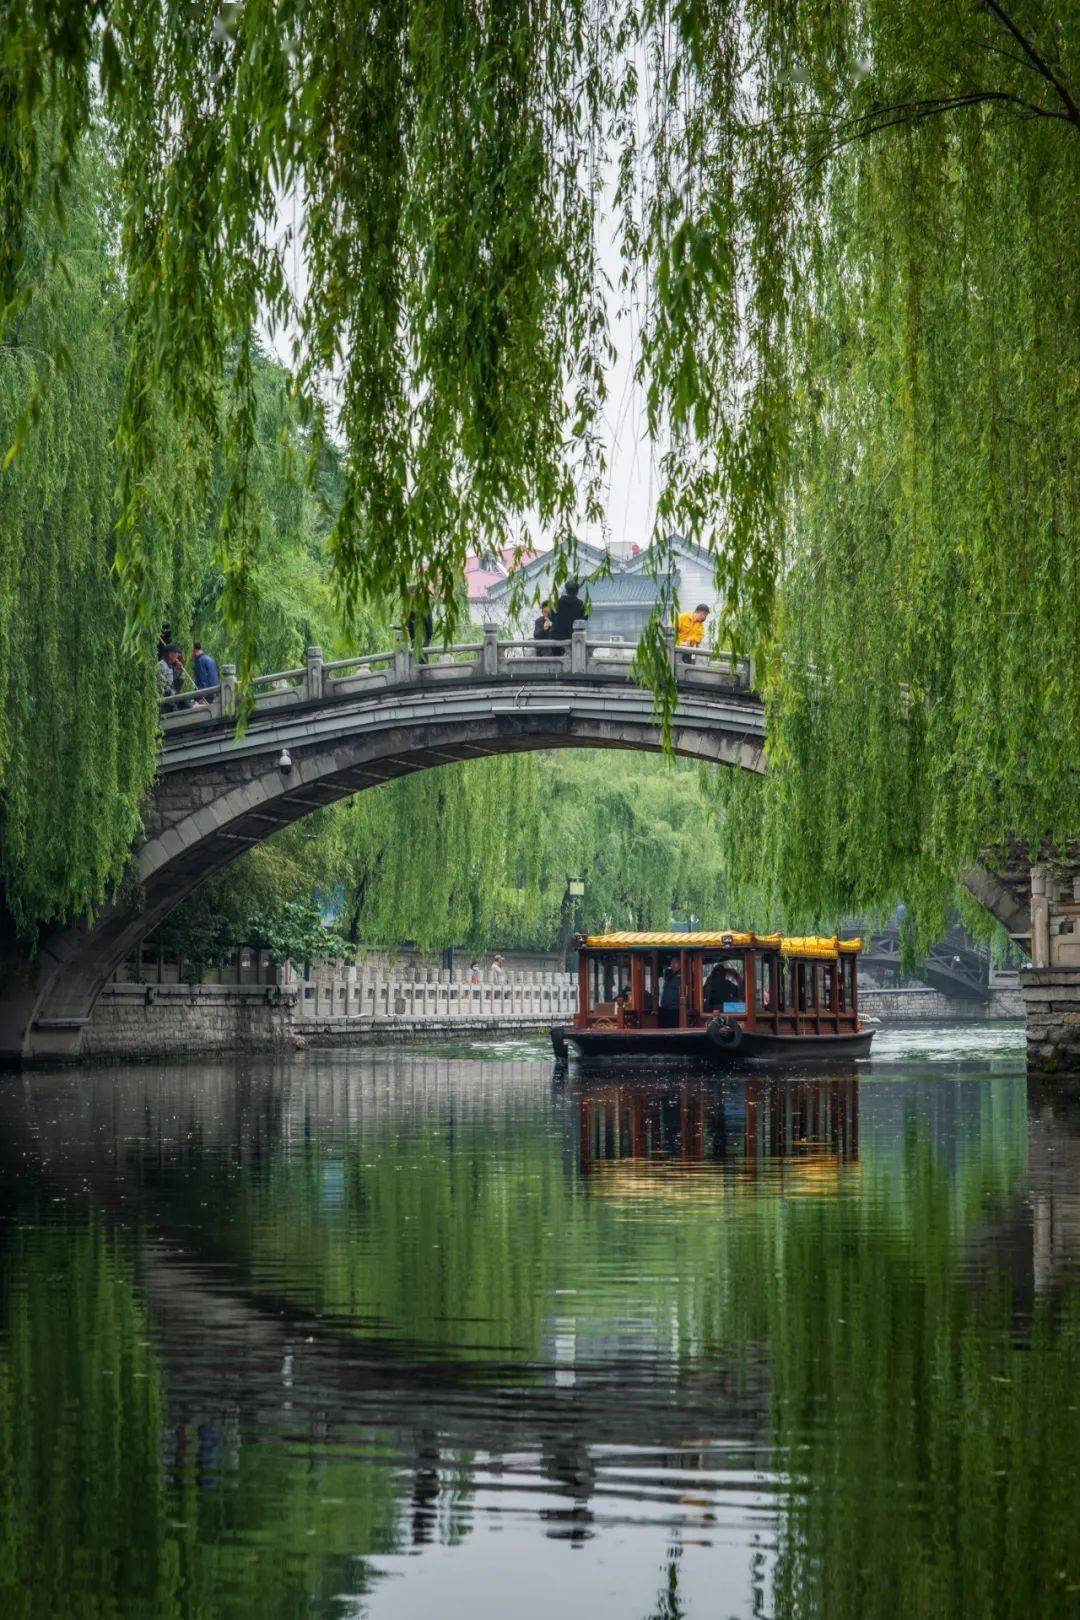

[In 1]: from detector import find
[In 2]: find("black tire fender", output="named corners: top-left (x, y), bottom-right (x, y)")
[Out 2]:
top-left (706, 1016), bottom-right (742, 1051)
top-left (550, 1025), bottom-right (568, 1062)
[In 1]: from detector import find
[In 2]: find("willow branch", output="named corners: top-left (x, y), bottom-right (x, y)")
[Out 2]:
top-left (814, 90), bottom-right (1072, 163)
top-left (981, 0), bottom-right (1080, 127)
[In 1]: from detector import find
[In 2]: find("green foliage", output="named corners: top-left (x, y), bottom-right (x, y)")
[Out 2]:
top-left (152, 824), bottom-right (351, 971)
top-left (156, 749), bottom-right (734, 959)
top-left (528, 752), bottom-right (730, 937)
top-left (0, 136), bottom-right (370, 939)
top-left (697, 1), bottom-right (1080, 941)
top-left (0, 134), bottom-right (164, 933)
top-left (2, 2), bottom-right (1078, 938)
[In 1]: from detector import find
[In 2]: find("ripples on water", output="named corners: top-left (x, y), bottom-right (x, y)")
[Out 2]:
top-left (2, 1023), bottom-right (1080, 1618)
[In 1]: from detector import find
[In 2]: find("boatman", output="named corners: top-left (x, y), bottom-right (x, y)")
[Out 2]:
top-left (676, 603), bottom-right (711, 658)
top-left (659, 957), bottom-right (681, 1028)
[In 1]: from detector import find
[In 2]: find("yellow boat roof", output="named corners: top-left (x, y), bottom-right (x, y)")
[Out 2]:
top-left (581, 931), bottom-right (862, 957)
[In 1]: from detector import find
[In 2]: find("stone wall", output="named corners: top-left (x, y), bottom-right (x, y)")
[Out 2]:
top-left (859, 986), bottom-right (1023, 1022)
top-left (1021, 968), bottom-right (1080, 1074)
top-left (84, 983), bottom-right (297, 1060)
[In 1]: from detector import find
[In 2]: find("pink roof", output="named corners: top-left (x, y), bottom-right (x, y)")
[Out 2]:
top-left (465, 554), bottom-right (506, 600)
top-left (501, 546), bottom-right (540, 571)
top-left (465, 547), bottom-right (542, 600)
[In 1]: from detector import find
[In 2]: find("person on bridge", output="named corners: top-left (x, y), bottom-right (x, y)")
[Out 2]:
top-left (191, 641), bottom-right (219, 707)
top-left (548, 581), bottom-right (588, 643)
top-left (160, 643), bottom-right (188, 700)
top-left (192, 642), bottom-right (219, 692)
top-left (676, 603), bottom-right (711, 658)
top-left (406, 581), bottom-right (436, 663)
top-left (533, 599), bottom-right (554, 652)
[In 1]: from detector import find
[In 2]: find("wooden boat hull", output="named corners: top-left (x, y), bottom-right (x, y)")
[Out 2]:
top-left (552, 1025), bottom-right (874, 1066)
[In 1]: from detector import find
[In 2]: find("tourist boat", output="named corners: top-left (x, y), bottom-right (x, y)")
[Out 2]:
top-left (550, 931), bottom-right (872, 1066)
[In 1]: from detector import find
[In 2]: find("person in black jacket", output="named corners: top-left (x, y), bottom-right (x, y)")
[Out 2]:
top-left (548, 581), bottom-right (588, 642)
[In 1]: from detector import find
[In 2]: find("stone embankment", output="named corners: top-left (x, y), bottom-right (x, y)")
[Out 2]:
top-left (85, 952), bottom-right (577, 1060)
top-left (858, 985), bottom-right (1022, 1022)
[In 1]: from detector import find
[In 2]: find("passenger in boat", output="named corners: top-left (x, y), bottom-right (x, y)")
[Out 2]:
top-left (704, 961), bottom-right (742, 1011)
top-left (659, 957), bottom-right (681, 1027)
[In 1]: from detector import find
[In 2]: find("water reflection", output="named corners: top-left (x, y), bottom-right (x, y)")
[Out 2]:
top-left (576, 1076), bottom-right (860, 1185)
top-left (2, 1034), bottom-right (1080, 1618)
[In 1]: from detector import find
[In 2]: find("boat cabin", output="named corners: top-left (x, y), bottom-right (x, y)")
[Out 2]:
top-left (572, 931), bottom-right (863, 1039)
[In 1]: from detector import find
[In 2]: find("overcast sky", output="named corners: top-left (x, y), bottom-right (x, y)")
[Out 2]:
top-left (270, 188), bottom-right (658, 558)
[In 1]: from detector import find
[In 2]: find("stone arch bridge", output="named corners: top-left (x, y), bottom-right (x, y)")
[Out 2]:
top-left (0, 623), bottom-right (1059, 1065)
top-left (1, 626), bottom-right (773, 1062)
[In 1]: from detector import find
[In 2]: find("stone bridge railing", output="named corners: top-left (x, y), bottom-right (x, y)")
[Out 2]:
top-left (159, 622), bottom-right (756, 734)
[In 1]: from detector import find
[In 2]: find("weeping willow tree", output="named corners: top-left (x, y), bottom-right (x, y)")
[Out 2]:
top-left (2, 1), bottom-right (1077, 940)
top-left (0, 134), bottom-right (171, 935)
top-left (329, 749), bottom-right (731, 949)
top-left (697, 4), bottom-right (1080, 943)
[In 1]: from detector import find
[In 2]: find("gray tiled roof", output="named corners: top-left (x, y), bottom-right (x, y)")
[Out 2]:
top-left (587, 573), bottom-right (672, 604)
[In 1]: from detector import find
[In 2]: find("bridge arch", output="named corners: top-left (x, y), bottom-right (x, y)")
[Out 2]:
top-left (0, 657), bottom-right (767, 1061)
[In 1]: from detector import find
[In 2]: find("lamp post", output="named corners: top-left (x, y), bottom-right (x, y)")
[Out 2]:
top-left (562, 877), bottom-right (586, 970)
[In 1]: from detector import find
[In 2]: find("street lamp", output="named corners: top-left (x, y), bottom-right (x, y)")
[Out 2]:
top-left (562, 877), bottom-right (586, 969)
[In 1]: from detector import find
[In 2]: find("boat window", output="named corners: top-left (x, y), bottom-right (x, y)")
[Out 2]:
top-left (780, 959), bottom-right (795, 1010)
top-left (821, 962), bottom-right (834, 1011)
top-left (755, 953), bottom-right (773, 1011)
top-left (701, 954), bottom-right (746, 1014)
top-left (590, 953), bottom-right (631, 1010)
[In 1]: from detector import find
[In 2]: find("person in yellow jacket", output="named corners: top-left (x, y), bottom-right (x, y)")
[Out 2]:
top-left (676, 603), bottom-right (711, 650)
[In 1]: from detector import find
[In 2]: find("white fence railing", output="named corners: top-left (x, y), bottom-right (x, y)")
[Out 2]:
top-left (294, 964), bottom-right (578, 1025)
top-left (113, 949), bottom-right (577, 1026)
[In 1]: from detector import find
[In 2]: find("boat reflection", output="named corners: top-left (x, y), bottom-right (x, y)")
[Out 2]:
top-left (576, 1074), bottom-right (860, 1193)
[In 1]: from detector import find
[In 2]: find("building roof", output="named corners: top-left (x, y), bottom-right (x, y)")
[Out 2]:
top-left (465, 555), bottom-right (507, 599)
top-left (482, 540), bottom-right (608, 600)
top-left (581, 931), bottom-right (863, 957)
top-left (621, 532), bottom-right (718, 577)
top-left (586, 573), bottom-right (665, 605)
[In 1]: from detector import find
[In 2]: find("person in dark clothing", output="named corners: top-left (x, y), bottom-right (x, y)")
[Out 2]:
top-left (533, 599), bottom-right (555, 654)
top-left (189, 641), bottom-right (219, 708)
top-left (548, 581), bottom-right (588, 642)
top-left (659, 956), bottom-right (681, 1028)
top-left (405, 581), bottom-right (435, 662)
top-left (192, 642), bottom-right (219, 689)
top-left (704, 962), bottom-right (743, 1011)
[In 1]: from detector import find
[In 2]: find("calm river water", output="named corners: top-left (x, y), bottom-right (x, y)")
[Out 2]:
top-left (2, 1024), bottom-right (1079, 1619)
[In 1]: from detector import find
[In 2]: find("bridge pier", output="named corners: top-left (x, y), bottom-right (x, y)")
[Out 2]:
top-left (1021, 865), bottom-right (1080, 1075)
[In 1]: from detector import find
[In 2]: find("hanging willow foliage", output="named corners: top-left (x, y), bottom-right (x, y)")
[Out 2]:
top-left (692, 3), bottom-right (1080, 941)
top-left (1, 1), bottom-right (1077, 937)
top-left (0, 136), bottom-right (168, 935)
